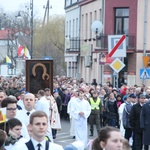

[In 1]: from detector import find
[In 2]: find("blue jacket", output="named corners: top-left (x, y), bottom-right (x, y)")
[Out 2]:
top-left (123, 102), bottom-right (132, 128)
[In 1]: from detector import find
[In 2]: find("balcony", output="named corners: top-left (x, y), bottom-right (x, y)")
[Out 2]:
top-left (95, 35), bottom-right (136, 50)
top-left (66, 37), bottom-right (80, 52)
top-left (65, 35), bottom-right (135, 53)
top-left (65, 0), bottom-right (79, 9)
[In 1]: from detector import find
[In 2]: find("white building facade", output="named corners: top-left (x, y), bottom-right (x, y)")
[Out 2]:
top-left (65, 0), bottom-right (80, 78)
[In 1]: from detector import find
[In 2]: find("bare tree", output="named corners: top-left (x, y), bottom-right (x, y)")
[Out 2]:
top-left (34, 15), bottom-right (66, 75)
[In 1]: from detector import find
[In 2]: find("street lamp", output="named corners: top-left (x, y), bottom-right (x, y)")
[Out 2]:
top-left (17, 0), bottom-right (34, 59)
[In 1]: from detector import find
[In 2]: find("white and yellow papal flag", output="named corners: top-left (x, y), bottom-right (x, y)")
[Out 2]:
top-left (0, 108), bottom-right (6, 123)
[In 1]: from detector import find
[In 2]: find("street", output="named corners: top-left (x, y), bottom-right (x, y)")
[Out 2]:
top-left (54, 119), bottom-right (97, 149)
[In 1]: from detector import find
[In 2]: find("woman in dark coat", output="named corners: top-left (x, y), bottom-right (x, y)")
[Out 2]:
top-left (105, 92), bottom-right (118, 127)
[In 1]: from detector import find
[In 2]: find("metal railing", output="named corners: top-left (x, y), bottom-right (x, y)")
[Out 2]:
top-left (96, 35), bottom-right (135, 49)
top-left (66, 37), bottom-right (80, 52)
top-left (66, 35), bottom-right (135, 52)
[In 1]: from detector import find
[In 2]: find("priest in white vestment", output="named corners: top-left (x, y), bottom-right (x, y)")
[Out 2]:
top-left (71, 92), bottom-right (91, 148)
top-left (67, 89), bottom-right (80, 138)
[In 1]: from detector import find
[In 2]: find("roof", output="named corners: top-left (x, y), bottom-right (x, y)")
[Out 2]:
top-left (0, 29), bottom-right (8, 40)
top-left (0, 28), bottom-right (30, 40)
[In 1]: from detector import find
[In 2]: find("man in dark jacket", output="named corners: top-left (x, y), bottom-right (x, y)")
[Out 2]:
top-left (9, 82), bottom-right (19, 96)
top-left (140, 95), bottom-right (150, 150)
top-left (130, 94), bottom-right (146, 150)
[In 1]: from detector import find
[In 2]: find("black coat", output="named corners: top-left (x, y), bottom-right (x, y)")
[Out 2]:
top-left (9, 88), bottom-right (19, 96)
top-left (129, 103), bottom-right (143, 133)
top-left (140, 101), bottom-right (150, 145)
top-left (55, 96), bottom-right (62, 114)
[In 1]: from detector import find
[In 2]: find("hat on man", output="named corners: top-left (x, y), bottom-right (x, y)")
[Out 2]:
top-left (112, 87), bottom-right (118, 92)
top-left (129, 94), bottom-right (136, 98)
top-left (139, 94), bottom-right (146, 98)
top-left (123, 95), bottom-right (129, 101)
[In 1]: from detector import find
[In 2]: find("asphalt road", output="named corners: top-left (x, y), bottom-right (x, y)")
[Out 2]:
top-left (54, 119), bottom-right (98, 149)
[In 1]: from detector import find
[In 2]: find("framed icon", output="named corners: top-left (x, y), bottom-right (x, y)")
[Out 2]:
top-left (26, 60), bottom-right (53, 94)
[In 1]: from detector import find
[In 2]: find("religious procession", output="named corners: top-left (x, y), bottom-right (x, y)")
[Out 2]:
top-left (0, 74), bottom-right (149, 150)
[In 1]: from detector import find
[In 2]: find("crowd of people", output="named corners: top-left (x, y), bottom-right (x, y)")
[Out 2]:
top-left (0, 75), bottom-right (149, 150)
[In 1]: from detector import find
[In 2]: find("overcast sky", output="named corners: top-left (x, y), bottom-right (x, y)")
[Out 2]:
top-left (0, 0), bottom-right (65, 18)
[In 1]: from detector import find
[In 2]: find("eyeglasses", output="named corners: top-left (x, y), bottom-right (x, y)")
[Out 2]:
top-left (7, 108), bottom-right (17, 111)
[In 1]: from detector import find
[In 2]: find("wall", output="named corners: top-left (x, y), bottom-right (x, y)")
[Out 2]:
top-left (105, 0), bottom-right (137, 37)
top-left (136, 0), bottom-right (150, 50)
top-left (65, 5), bottom-right (80, 78)
top-left (105, 0), bottom-right (139, 86)
top-left (136, 0), bottom-right (150, 86)
top-left (65, 7), bottom-right (80, 37)
top-left (79, 0), bottom-right (102, 83)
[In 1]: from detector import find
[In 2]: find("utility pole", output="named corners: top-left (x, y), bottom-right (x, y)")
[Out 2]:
top-left (30, 0), bottom-right (33, 59)
top-left (47, 0), bottom-right (49, 23)
top-left (43, 0), bottom-right (52, 27)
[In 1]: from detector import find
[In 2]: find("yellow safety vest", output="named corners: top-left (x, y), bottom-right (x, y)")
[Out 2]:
top-left (90, 98), bottom-right (101, 110)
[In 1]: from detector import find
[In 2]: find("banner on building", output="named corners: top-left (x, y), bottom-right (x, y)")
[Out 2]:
top-left (103, 71), bottom-right (112, 85)
top-left (127, 72), bottom-right (135, 87)
top-left (65, 36), bottom-right (70, 50)
top-left (80, 44), bottom-right (91, 57)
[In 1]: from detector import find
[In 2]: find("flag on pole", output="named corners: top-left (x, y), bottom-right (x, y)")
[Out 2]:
top-left (18, 44), bottom-right (24, 56)
top-left (6, 55), bottom-right (12, 64)
top-left (24, 46), bottom-right (31, 59)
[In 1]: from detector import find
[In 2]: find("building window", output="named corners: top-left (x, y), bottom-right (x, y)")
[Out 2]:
top-left (69, 20), bottom-right (71, 36)
top-left (65, 0), bottom-right (70, 7)
top-left (81, 14), bottom-right (84, 42)
top-left (73, 19), bottom-right (75, 37)
top-left (115, 8), bottom-right (129, 35)
top-left (94, 10), bottom-right (97, 20)
top-left (99, 9), bottom-right (101, 21)
top-left (76, 18), bottom-right (78, 37)
top-left (90, 12), bottom-right (92, 39)
top-left (85, 13), bottom-right (88, 39)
